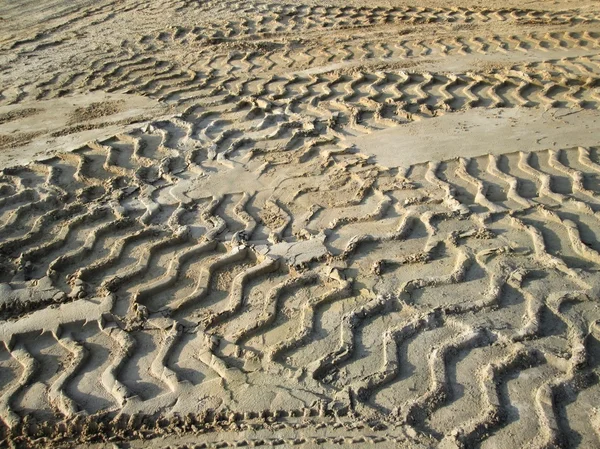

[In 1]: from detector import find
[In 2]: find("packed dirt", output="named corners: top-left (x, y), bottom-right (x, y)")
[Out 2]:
top-left (1, 0), bottom-right (600, 448)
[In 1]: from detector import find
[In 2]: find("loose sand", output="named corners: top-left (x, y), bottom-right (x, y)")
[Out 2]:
top-left (1, 1), bottom-right (600, 448)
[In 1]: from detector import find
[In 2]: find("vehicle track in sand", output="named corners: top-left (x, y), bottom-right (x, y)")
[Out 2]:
top-left (1, 1), bottom-right (600, 448)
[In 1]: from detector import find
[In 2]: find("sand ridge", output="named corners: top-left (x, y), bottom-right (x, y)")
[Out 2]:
top-left (1, 1), bottom-right (600, 448)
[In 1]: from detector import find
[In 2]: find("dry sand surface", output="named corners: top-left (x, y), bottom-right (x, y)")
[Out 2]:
top-left (1, 0), bottom-right (600, 448)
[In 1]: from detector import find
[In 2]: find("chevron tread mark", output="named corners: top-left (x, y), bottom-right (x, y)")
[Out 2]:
top-left (2, 1), bottom-right (600, 448)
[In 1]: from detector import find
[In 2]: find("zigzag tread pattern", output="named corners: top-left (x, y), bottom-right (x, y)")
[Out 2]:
top-left (1, 1), bottom-right (600, 449)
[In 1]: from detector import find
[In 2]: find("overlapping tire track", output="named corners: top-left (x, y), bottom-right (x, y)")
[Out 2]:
top-left (2, 1), bottom-right (600, 448)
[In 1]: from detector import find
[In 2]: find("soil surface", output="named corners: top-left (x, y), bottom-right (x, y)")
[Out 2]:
top-left (1, 1), bottom-right (600, 448)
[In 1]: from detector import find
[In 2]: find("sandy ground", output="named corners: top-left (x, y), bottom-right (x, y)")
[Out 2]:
top-left (1, 1), bottom-right (600, 448)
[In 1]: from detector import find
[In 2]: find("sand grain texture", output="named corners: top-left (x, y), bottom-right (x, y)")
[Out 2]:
top-left (1, 0), bottom-right (600, 448)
